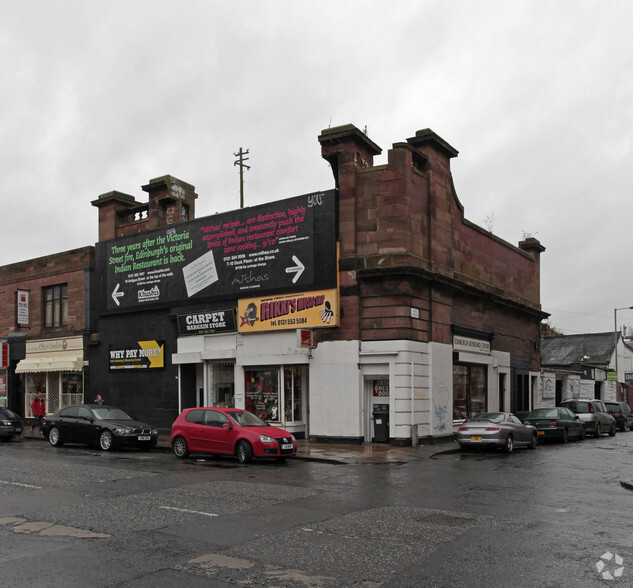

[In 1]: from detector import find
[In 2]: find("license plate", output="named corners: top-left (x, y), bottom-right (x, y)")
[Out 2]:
top-left (471, 435), bottom-right (482, 441)
top-left (138, 435), bottom-right (151, 441)
top-left (537, 431), bottom-right (545, 435)
top-left (281, 443), bottom-right (293, 450)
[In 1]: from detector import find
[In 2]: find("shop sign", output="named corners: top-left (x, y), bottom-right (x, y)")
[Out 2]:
top-left (17, 290), bottom-right (29, 325)
top-left (26, 337), bottom-right (83, 354)
top-left (109, 340), bottom-right (165, 370)
top-left (606, 370), bottom-right (618, 381)
top-left (238, 289), bottom-right (338, 332)
top-left (373, 379), bottom-right (389, 397)
top-left (625, 373), bottom-right (633, 383)
top-left (452, 335), bottom-right (491, 355)
top-left (1, 343), bottom-right (8, 368)
top-left (542, 374), bottom-right (555, 399)
top-left (176, 309), bottom-right (236, 336)
top-left (98, 190), bottom-right (337, 310)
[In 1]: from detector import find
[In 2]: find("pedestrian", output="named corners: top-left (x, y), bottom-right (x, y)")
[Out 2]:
top-left (94, 394), bottom-right (104, 405)
top-left (31, 391), bottom-right (46, 432)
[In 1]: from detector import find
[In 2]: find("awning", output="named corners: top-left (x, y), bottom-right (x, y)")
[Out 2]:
top-left (15, 354), bottom-right (84, 374)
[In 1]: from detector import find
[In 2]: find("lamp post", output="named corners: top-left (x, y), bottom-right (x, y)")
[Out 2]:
top-left (614, 306), bottom-right (633, 386)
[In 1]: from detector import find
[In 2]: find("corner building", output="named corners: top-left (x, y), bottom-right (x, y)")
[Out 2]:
top-left (311, 124), bottom-right (546, 443)
top-left (90, 126), bottom-right (545, 444)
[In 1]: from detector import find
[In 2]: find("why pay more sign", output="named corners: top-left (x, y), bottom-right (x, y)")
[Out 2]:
top-left (109, 341), bottom-right (165, 370)
top-left (97, 191), bottom-right (337, 310)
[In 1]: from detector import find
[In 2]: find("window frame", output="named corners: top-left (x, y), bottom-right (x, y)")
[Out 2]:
top-left (43, 284), bottom-right (68, 328)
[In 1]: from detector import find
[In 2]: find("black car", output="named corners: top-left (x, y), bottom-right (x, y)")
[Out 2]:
top-left (41, 404), bottom-right (158, 451)
top-left (604, 401), bottom-right (633, 432)
top-left (523, 407), bottom-right (586, 442)
top-left (0, 407), bottom-right (23, 440)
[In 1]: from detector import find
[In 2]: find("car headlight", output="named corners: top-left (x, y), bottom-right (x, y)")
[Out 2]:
top-left (291, 434), bottom-right (296, 442)
top-left (259, 434), bottom-right (275, 443)
top-left (114, 427), bottom-right (132, 435)
top-left (150, 429), bottom-right (158, 435)
top-left (1, 420), bottom-right (10, 426)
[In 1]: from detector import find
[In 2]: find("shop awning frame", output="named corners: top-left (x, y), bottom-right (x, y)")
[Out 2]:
top-left (15, 354), bottom-right (84, 373)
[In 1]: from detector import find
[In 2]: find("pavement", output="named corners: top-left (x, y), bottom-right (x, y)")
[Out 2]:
top-left (17, 428), bottom-right (460, 464)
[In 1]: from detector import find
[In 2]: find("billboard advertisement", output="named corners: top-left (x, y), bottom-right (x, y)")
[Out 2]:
top-left (97, 190), bottom-right (337, 311)
top-left (238, 289), bottom-right (338, 332)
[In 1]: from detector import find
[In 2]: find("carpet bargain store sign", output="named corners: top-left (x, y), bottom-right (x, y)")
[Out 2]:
top-left (238, 289), bottom-right (338, 332)
top-left (97, 191), bottom-right (337, 310)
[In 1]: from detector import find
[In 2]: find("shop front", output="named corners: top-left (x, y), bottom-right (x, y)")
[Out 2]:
top-left (451, 333), bottom-right (511, 424)
top-left (14, 336), bottom-right (85, 416)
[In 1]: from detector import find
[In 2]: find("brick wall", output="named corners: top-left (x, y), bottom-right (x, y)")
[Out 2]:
top-left (0, 247), bottom-right (94, 337)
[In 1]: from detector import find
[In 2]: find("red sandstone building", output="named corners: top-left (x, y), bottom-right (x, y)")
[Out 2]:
top-left (0, 248), bottom-right (94, 416)
top-left (1, 124), bottom-right (546, 443)
top-left (85, 124), bottom-right (546, 443)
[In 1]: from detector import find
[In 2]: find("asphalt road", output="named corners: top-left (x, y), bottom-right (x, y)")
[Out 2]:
top-left (1, 431), bottom-right (633, 587)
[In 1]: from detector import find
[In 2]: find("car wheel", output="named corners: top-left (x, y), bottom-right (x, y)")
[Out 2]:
top-left (172, 436), bottom-right (189, 458)
top-left (594, 423), bottom-right (601, 438)
top-left (529, 433), bottom-right (538, 449)
top-left (580, 426), bottom-right (587, 440)
top-left (561, 429), bottom-right (569, 444)
top-left (503, 435), bottom-right (514, 454)
top-left (236, 440), bottom-right (254, 464)
top-left (620, 422), bottom-right (627, 432)
top-left (48, 427), bottom-right (63, 447)
top-left (99, 430), bottom-right (114, 451)
top-left (609, 423), bottom-right (616, 437)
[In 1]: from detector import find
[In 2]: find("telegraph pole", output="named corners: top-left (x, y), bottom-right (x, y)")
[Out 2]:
top-left (233, 148), bottom-right (250, 208)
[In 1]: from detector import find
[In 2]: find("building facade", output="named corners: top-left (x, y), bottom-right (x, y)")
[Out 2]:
top-left (87, 125), bottom-right (546, 443)
top-left (0, 248), bottom-right (95, 418)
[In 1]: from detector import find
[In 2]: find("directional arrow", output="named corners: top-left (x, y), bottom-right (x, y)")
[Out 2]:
top-left (285, 255), bottom-right (305, 284)
top-left (112, 283), bottom-right (124, 306)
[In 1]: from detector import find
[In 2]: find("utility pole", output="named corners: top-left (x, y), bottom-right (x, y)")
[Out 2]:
top-left (233, 148), bottom-right (250, 208)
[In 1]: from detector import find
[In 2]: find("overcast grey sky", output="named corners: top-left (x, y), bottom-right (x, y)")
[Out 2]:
top-left (2, 0), bottom-right (632, 335)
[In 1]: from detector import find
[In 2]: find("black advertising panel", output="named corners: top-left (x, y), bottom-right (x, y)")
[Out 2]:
top-left (177, 309), bottom-right (237, 336)
top-left (97, 190), bottom-right (336, 311)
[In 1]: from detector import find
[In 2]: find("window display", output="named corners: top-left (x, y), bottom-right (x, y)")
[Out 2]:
top-left (284, 366), bottom-right (303, 422)
top-left (245, 368), bottom-right (279, 421)
top-left (453, 363), bottom-right (487, 419)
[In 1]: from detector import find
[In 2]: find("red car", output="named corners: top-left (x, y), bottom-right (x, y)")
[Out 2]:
top-left (170, 407), bottom-right (297, 463)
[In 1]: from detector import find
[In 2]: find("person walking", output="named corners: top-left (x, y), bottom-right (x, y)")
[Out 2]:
top-left (94, 394), bottom-right (104, 405)
top-left (31, 391), bottom-right (46, 432)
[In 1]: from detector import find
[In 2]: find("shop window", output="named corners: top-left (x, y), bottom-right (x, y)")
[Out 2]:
top-left (62, 372), bottom-right (83, 407)
top-left (453, 363), bottom-right (487, 419)
top-left (209, 363), bottom-right (234, 407)
top-left (43, 284), bottom-right (68, 328)
top-left (25, 374), bottom-right (47, 415)
top-left (284, 366), bottom-right (303, 422)
top-left (245, 368), bottom-right (280, 421)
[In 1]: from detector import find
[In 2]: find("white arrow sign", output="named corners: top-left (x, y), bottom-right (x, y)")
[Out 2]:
top-left (112, 283), bottom-right (124, 306)
top-left (285, 255), bottom-right (305, 284)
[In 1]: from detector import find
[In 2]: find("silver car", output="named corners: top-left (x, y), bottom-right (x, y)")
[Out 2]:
top-left (559, 399), bottom-right (616, 438)
top-left (457, 412), bottom-right (538, 453)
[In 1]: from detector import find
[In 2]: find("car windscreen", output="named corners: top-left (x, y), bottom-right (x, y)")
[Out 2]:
top-left (604, 403), bottom-right (620, 411)
top-left (527, 409), bottom-right (558, 418)
top-left (92, 407), bottom-right (132, 421)
top-left (227, 411), bottom-right (267, 427)
top-left (563, 401), bottom-right (590, 413)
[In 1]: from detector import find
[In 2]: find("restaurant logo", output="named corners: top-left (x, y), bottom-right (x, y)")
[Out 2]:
top-left (240, 302), bottom-right (258, 327)
top-left (138, 285), bottom-right (160, 302)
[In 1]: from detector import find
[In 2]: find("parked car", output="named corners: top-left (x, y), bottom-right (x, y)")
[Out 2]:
top-left (0, 408), bottom-right (23, 440)
top-left (523, 407), bottom-right (586, 443)
top-left (559, 399), bottom-right (616, 437)
top-left (456, 412), bottom-right (538, 453)
top-left (41, 404), bottom-right (158, 451)
top-left (170, 407), bottom-right (297, 463)
top-left (604, 401), bottom-right (633, 432)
